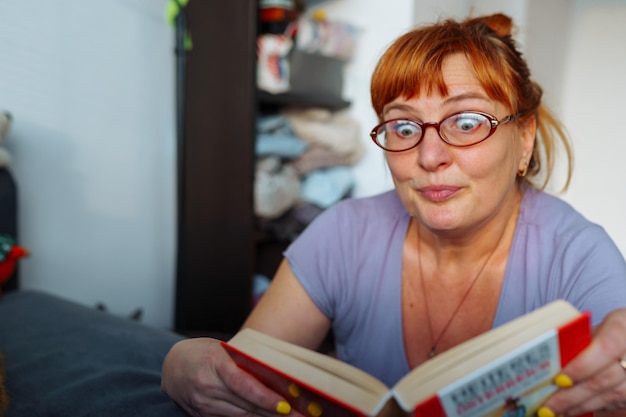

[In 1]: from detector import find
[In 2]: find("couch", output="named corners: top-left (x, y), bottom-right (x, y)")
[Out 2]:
top-left (0, 167), bottom-right (189, 416)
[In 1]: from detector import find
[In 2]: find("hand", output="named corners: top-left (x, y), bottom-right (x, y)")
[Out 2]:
top-left (540, 309), bottom-right (626, 416)
top-left (161, 337), bottom-right (306, 417)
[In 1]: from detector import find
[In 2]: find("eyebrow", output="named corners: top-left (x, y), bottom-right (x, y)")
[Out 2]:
top-left (382, 92), bottom-right (492, 116)
top-left (382, 103), bottom-right (414, 114)
top-left (444, 92), bottom-right (492, 105)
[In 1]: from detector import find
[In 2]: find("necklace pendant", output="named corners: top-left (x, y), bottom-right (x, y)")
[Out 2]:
top-left (428, 347), bottom-right (436, 358)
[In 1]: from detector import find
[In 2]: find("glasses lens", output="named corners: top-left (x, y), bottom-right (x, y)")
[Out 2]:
top-left (375, 120), bottom-right (422, 151)
top-left (440, 113), bottom-right (492, 146)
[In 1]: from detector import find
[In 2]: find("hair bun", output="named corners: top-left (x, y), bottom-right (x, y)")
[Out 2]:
top-left (483, 13), bottom-right (513, 37)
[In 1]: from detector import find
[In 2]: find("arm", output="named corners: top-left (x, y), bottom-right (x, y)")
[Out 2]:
top-left (162, 259), bottom-right (329, 417)
top-left (243, 259), bottom-right (332, 349)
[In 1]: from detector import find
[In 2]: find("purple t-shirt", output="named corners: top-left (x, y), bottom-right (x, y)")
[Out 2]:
top-left (285, 187), bottom-right (626, 386)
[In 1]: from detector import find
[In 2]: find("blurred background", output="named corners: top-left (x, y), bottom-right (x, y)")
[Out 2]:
top-left (0, 0), bottom-right (624, 331)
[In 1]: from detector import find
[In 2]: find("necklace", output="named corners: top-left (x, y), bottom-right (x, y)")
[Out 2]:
top-left (417, 224), bottom-right (505, 359)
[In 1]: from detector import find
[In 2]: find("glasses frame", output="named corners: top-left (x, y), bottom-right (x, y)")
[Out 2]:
top-left (370, 111), bottom-right (524, 152)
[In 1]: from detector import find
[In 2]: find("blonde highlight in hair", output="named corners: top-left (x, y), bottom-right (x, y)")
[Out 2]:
top-left (370, 13), bottom-right (573, 191)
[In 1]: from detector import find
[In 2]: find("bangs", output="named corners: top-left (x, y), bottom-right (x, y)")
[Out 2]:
top-left (371, 21), bottom-right (518, 118)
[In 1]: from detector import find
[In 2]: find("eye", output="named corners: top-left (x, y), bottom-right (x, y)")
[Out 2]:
top-left (446, 113), bottom-right (489, 134)
top-left (390, 120), bottom-right (421, 138)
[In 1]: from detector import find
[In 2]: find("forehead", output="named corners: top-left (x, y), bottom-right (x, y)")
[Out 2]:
top-left (383, 54), bottom-right (494, 114)
top-left (440, 54), bottom-right (484, 93)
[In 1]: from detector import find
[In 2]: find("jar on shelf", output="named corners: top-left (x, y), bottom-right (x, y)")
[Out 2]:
top-left (258, 0), bottom-right (299, 34)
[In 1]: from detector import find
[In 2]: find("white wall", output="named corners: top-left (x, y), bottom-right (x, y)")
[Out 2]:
top-left (559, 0), bottom-right (626, 254)
top-left (0, 0), bottom-right (176, 328)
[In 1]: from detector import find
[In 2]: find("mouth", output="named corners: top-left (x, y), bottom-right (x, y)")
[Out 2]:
top-left (417, 185), bottom-right (461, 203)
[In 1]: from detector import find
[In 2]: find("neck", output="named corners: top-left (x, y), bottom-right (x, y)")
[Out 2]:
top-left (416, 199), bottom-right (516, 358)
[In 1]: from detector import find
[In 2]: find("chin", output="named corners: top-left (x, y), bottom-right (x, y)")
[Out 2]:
top-left (420, 212), bottom-right (463, 232)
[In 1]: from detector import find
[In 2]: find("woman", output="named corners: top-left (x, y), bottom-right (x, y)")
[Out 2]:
top-left (162, 13), bottom-right (626, 417)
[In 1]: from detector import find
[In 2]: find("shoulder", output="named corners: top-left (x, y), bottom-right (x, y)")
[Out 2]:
top-left (330, 189), bottom-right (404, 213)
top-left (519, 186), bottom-right (604, 240)
top-left (501, 186), bottom-right (626, 326)
top-left (313, 189), bottom-right (407, 229)
top-left (515, 185), bottom-right (626, 289)
top-left (517, 185), bottom-right (626, 284)
top-left (286, 189), bottom-right (409, 262)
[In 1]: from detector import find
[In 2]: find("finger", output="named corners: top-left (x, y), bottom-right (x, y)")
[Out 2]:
top-left (546, 361), bottom-right (626, 415)
top-left (217, 358), bottom-right (304, 416)
top-left (208, 388), bottom-right (308, 417)
top-left (568, 377), bottom-right (626, 416)
top-left (200, 397), bottom-right (300, 417)
top-left (186, 380), bottom-right (307, 417)
top-left (542, 354), bottom-right (626, 415)
top-left (567, 313), bottom-right (626, 382)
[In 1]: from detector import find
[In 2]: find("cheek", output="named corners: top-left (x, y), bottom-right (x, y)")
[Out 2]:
top-left (466, 152), bottom-right (506, 177)
top-left (384, 152), bottom-right (416, 180)
top-left (384, 143), bottom-right (518, 184)
top-left (464, 147), bottom-right (518, 191)
top-left (463, 133), bottom-right (519, 172)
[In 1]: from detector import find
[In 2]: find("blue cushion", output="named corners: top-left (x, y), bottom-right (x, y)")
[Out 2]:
top-left (0, 290), bottom-right (188, 416)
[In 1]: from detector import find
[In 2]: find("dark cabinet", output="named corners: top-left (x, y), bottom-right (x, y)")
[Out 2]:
top-left (174, 1), bottom-right (257, 335)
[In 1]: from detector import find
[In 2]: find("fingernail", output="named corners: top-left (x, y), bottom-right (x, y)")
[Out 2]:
top-left (554, 373), bottom-right (574, 388)
top-left (537, 406), bottom-right (556, 417)
top-left (276, 401), bottom-right (291, 415)
top-left (307, 402), bottom-right (323, 417)
top-left (288, 383), bottom-right (300, 398)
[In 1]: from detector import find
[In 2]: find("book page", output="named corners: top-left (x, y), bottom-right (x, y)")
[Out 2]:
top-left (236, 328), bottom-right (390, 394)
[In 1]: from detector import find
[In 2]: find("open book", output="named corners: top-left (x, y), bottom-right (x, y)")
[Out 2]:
top-left (222, 300), bottom-right (591, 417)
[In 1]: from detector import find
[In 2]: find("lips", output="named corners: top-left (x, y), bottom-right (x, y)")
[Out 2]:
top-left (418, 185), bottom-right (461, 202)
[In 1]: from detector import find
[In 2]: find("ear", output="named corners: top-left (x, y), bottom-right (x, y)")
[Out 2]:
top-left (518, 115), bottom-right (536, 170)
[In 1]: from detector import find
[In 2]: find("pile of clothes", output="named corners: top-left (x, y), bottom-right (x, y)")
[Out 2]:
top-left (253, 12), bottom-right (362, 299)
top-left (255, 107), bottom-right (364, 240)
top-left (257, 14), bottom-right (358, 95)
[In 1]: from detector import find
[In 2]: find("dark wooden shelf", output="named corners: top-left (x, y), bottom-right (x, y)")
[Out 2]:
top-left (257, 90), bottom-right (350, 111)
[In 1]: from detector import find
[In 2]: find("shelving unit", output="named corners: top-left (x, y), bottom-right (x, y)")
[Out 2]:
top-left (174, 0), bottom-right (350, 335)
top-left (258, 90), bottom-right (350, 112)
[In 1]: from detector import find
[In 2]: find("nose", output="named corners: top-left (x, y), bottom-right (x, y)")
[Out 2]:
top-left (417, 124), bottom-right (452, 171)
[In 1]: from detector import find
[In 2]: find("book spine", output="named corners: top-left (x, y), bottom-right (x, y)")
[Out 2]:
top-left (557, 312), bottom-right (591, 367)
top-left (413, 313), bottom-right (591, 417)
top-left (222, 341), bottom-right (368, 417)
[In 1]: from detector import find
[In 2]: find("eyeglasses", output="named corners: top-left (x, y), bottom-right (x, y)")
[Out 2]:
top-left (370, 111), bottom-right (524, 152)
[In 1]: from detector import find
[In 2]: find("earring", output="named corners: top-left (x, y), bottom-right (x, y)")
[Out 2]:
top-left (517, 162), bottom-right (528, 177)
